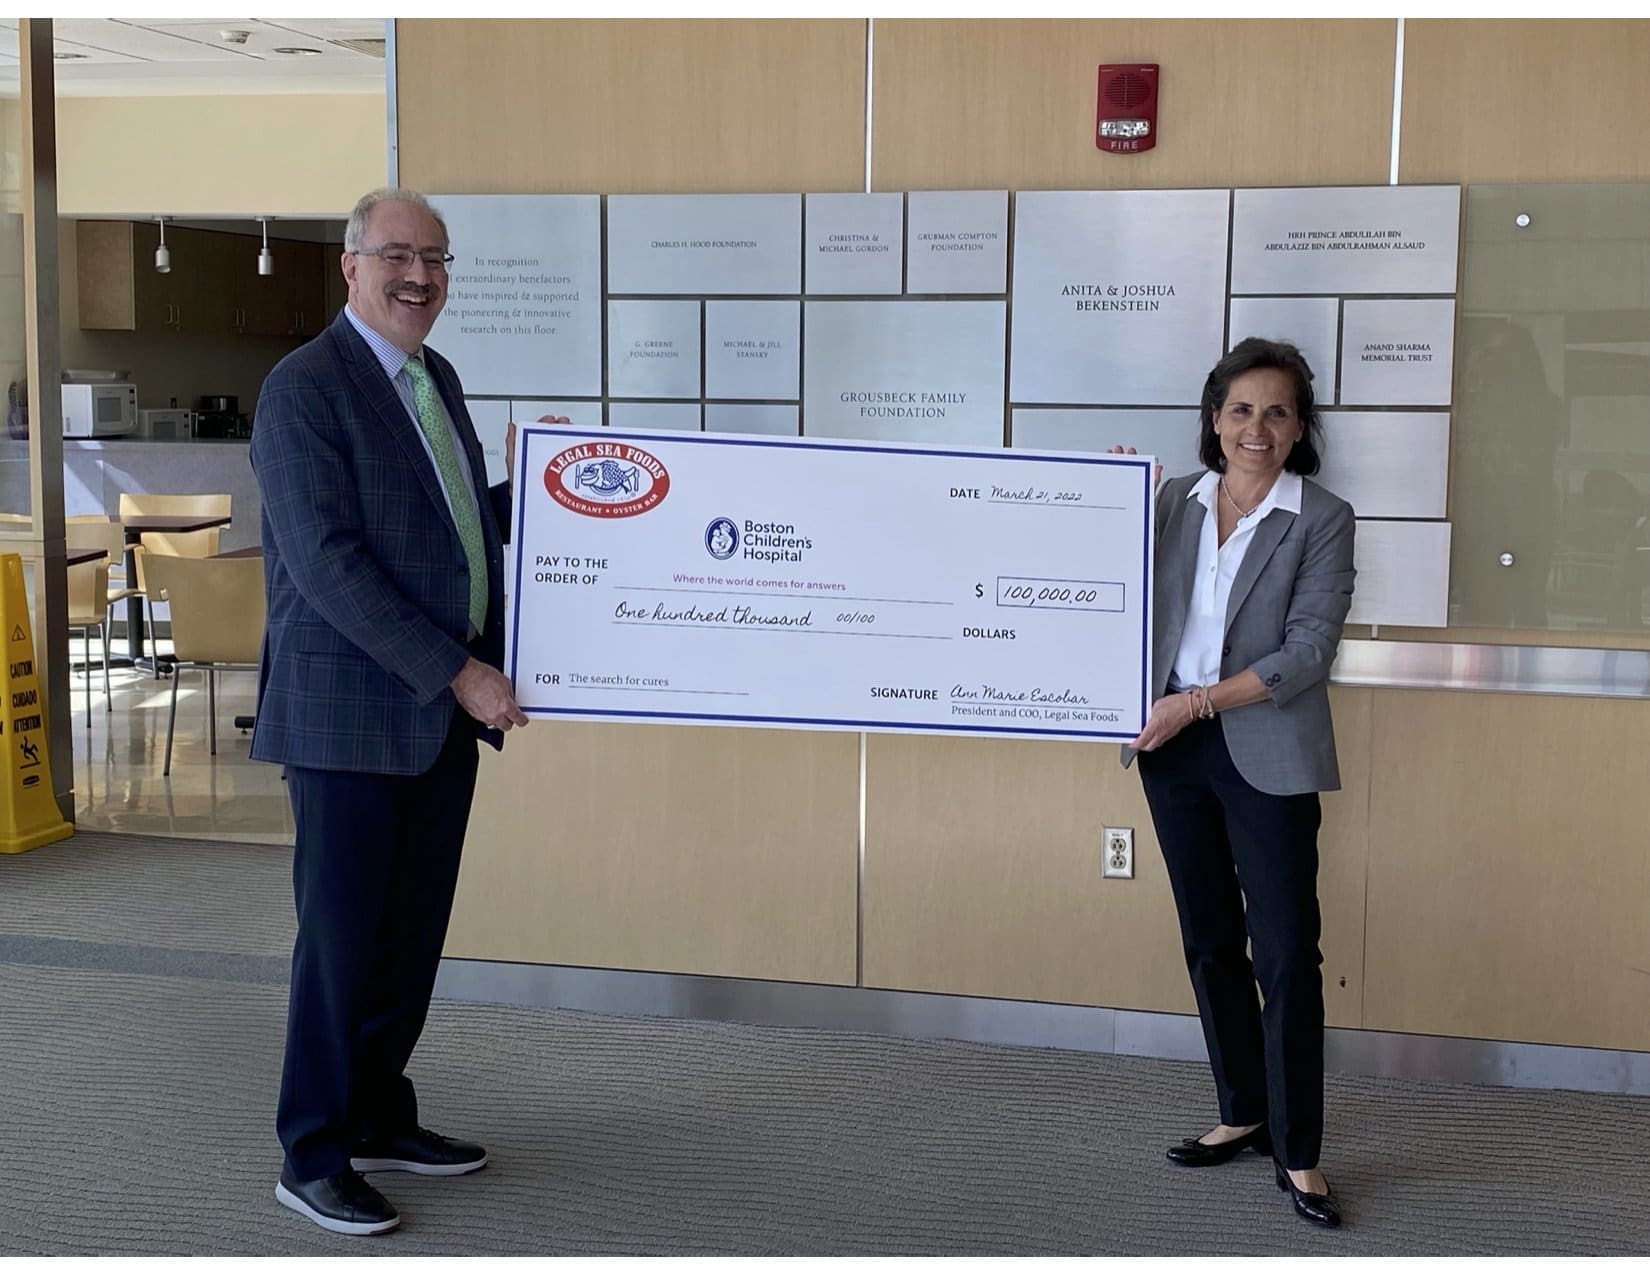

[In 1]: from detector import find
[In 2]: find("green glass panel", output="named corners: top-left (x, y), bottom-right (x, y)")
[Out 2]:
top-left (1453, 183), bottom-right (1650, 632)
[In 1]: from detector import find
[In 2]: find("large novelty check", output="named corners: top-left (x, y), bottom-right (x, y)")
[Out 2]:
top-left (506, 428), bottom-right (1155, 742)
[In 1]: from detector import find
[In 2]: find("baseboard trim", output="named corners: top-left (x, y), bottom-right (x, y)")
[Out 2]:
top-left (434, 959), bottom-right (1650, 1097)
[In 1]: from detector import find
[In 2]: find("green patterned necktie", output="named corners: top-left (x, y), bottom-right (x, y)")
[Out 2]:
top-left (404, 354), bottom-right (487, 634)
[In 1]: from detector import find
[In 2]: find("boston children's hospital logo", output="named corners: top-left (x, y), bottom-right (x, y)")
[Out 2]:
top-left (704, 517), bottom-right (740, 560)
top-left (543, 441), bottom-right (671, 518)
top-left (701, 516), bottom-right (815, 564)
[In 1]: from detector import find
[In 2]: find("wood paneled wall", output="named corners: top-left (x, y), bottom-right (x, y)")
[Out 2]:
top-left (1400, 21), bottom-right (1650, 184)
top-left (450, 723), bottom-right (860, 984)
top-left (1362, 690), bottom-right (1650, 1053)
top-left (403, 18), bottom-right (1650, 1051)
top-left (396, 19), bottom-right (867, 195)
top-left (871, 20), bottom-right (1396, 191)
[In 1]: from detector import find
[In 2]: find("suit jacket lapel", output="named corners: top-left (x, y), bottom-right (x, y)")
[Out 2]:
top-left (1155, 492), bottom-right (1204, 689)
top-left (1224, 507), bottom-right (1295, 636)
top-left (332, 314), bottom-right (459, 538)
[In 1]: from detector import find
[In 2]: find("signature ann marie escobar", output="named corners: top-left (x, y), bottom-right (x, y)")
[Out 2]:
top-left (951, 684), bottom-right (1091, 705)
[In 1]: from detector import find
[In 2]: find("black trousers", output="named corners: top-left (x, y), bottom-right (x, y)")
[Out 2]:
top-left (1136, 717), bottom-right (1326, 1170)
top-left (277, 707), bottom-right (480, 1182)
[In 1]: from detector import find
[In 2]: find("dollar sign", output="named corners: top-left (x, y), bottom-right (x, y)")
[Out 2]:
top-left (975, 582), bottom-right (984, 599)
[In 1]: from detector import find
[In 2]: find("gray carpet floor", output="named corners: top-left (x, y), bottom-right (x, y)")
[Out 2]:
top-left (2, 830), bottom-right (1648, 1255)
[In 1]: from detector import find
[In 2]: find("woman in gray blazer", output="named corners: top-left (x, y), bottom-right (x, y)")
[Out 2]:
top-left (1115, 338), bottom-right (1356, 1229)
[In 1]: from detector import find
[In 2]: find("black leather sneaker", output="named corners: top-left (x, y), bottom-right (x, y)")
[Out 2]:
top-left (275, 1167), bottom-right (400, 1236)
top-left (351, 1126), bottom-right (488, 1176)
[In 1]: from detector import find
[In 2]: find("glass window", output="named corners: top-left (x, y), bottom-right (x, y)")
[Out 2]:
top-left (0, 26), bottom-right (30, 528)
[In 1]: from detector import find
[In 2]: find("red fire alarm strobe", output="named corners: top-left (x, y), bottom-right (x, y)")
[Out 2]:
top-left (1097, 63), bottom-right (1159, 154)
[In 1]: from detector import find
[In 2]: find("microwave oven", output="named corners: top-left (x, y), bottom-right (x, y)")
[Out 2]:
top-left (137, 408), bottom-right (195, 441)
top-left (62, 383), bottom-right (137, 437)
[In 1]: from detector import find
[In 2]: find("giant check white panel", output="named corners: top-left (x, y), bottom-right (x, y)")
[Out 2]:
top-left (508, 429), bottom-right (1155, 741)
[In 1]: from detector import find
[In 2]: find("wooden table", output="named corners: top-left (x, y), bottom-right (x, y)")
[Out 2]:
top-left (122, 514), bottom-right (233, 664)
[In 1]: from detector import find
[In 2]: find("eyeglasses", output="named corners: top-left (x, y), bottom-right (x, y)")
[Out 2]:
top-left (350, 246), bottom-right (455, 271)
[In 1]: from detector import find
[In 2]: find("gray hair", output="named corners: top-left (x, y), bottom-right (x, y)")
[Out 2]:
top-left (343, 187), bottom-right (449, 253)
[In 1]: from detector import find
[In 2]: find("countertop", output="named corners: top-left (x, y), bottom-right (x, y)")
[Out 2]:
top-left (58, 436), bottom-right (251, 447)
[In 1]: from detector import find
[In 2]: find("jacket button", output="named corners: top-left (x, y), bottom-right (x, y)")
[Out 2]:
top-left (1221, 644), bottom-right (1231, 657)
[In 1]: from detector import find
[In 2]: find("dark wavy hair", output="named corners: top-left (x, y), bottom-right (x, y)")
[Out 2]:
top-left (1197, 337), bottom-right (1323, 476)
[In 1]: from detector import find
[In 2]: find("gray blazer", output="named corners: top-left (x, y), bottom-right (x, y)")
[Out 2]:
top-left (1122, 471), bottom-right (1357, 795)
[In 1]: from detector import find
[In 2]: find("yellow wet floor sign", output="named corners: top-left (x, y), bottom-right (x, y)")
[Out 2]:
top-left (0, 553), bottom-right (72, 853)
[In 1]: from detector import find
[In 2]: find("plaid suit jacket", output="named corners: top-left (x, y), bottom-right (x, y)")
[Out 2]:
top-left (249, 310), bottom-right (509, 774)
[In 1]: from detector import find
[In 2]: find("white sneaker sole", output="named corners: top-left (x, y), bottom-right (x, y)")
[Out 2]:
top-left (350, 1152), bottom-right (487, 1176)
top-left (275, 1181), bottom-right (401, 1235)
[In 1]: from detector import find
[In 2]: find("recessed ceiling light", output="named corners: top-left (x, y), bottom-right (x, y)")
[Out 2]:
top-left (272, 46), bottom-right (323, 56)
top-left (218, 29), bottom-right (252, 44)
top-left (53, 51), bottom-right (89, 60)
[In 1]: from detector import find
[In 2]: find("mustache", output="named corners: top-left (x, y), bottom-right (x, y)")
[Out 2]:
top-left (383, 281), bottom-right (436, 298)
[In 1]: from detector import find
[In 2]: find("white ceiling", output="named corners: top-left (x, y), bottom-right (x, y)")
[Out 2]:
top-left (0, 18), bottom-right (387, 96)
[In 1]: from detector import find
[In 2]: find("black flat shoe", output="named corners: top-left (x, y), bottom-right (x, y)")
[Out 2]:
top-left (1275, 1162), bottom-right (1342, 1228)
top-left (1164, 1123), bottom-right (1272, 1166)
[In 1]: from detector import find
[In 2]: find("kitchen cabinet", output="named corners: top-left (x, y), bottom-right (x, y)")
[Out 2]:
top-left (77, 220), bottom-right (182, 333)
top-left (177, 227), bottom-right (238, 335)
top-left (228, 237), bottom-right (324, 338)
top-left (236, 256), bottom-right (292, 338)
top-left (76, 220), bottom-right (335, 339)
top-left (286, 239), bottom-right (327, 337)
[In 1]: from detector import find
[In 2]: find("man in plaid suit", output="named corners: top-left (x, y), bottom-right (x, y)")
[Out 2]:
top-left (251, 188), bottom-right (529, 1236)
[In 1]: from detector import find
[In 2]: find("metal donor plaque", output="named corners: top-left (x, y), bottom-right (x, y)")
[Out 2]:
top-left (906, 190), bottom-right (1009, 295)
top-left (803, 300), bottom-right (1007, 446)
top-left (1338, 299), bottom-right (1457, 407)
top-left (607, 300), bottom-right (701, 399)
top-left (607, 194), bottom-right (801, 296)
top-left (805, 192), bottom-right (903, 295)
top-left (1010, 189), bottom-right (1230, 406)
top-left (1230, 185), bottom-right (1462, 296)
top-left (705, 301), bottom-right (801, 401)
top-left (428, 194), bottom-right (603, 398)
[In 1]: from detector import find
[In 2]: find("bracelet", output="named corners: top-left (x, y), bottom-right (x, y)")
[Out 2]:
top-left (1187, 684), bottom-right (1218, 720)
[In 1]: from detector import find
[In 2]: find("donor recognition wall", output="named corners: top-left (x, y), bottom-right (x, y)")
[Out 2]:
top-left (431, 185), bottom-right (1462, 627)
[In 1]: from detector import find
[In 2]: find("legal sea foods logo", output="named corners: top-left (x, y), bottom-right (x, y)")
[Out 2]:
top-left (543, 441), bottom-right (671, 518)
top-left (704, 517), bottom-right (740, 560)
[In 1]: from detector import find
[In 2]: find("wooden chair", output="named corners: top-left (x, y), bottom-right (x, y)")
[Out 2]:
top-left (66, 516), bottom-right (142, 620)
top-left (66, 558), bottom-right (111, 724)
top-left (117, 494), bottom-right (232, 671)
top-left (140, 554), bottom-right (265, 776)
top-left (116, 492), bottom-right (233, 526)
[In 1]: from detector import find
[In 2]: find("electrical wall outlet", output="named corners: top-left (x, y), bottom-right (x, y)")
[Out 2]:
top-left (1102, 826), bottom-right (1134, 879)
